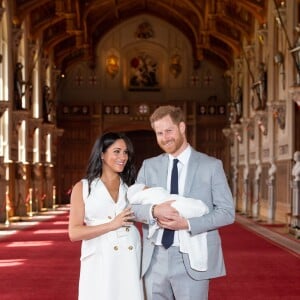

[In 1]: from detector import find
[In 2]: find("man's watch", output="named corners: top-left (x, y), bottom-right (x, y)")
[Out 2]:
top-left (151, 205), bottom-right (157, 219)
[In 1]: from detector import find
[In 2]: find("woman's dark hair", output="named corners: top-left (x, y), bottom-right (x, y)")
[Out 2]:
top-left (85, 132), bottom-right (136, 192)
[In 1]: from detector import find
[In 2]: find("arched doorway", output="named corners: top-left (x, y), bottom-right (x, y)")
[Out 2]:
top-left (126, 130), bottom-right (162, 173)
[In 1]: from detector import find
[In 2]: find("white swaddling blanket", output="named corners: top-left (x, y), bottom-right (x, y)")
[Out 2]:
top-left (127, 184), bottom-right (209, 271)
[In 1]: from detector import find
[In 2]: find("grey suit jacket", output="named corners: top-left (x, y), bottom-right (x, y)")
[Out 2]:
top-left (132, 148), bottom-right (235, 280)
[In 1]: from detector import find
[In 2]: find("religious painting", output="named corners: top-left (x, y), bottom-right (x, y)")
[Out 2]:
top-left (129, 53), bottom-right (160, 91)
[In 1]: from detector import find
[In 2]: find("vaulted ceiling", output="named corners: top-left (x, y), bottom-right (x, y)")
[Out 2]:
top-left (13, 0), bottom-right (268, 71)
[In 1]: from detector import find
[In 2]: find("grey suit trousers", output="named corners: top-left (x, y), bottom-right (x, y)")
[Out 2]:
top-left (144, 246), bottom-right (209, 300)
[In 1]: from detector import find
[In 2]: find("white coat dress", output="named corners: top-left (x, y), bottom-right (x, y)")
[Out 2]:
top-left (78, 178), bottom-right (143, 300)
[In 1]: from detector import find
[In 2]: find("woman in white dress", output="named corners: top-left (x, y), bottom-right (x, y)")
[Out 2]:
top-left (68, 132), bottom-right (144, 300)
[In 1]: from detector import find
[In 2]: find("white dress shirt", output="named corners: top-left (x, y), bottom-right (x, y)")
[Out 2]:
top-left (153, 144), bottom-right (191, 246)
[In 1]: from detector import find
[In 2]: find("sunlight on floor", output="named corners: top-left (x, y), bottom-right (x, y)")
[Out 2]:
top-left (0, 259), bottom-right (26, 267)
top-left (33, 229), bottom-right (68, 234)
top-left (5, 241), bottom-right (53, 247)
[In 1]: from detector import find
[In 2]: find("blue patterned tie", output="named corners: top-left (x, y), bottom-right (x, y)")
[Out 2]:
top-left (161, 158), bottom-right (179, 249)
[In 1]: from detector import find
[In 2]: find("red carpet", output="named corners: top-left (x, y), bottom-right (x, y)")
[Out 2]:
top-left (0, 208), bottom-right (299, 299)
top-left (210, 223), bottom-right (300, 300)
top-left (0, 208), bottom-right (81, 300)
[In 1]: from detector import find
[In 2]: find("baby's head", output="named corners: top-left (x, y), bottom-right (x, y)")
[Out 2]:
top-left (127, 183), bottom-right (148, 199)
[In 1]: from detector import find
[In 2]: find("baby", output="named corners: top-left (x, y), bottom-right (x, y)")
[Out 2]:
top-left (127, 183), bottom-right (209, 271)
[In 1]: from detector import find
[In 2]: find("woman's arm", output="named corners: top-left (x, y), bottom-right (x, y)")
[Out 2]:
top-left (68, 181), bottom-right (133, 242)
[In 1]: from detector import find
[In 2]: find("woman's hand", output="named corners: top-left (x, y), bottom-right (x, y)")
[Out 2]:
top-left (110, 207), bottom-right (135, 230)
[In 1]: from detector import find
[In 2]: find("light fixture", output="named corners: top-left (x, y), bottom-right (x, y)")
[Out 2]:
top-left (274, 52), bottom-right (283, 64)
top-left (106, 54), bottom-right (119, 78)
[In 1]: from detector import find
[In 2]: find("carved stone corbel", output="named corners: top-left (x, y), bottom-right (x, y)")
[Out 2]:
top-left (241, 117), bottom-right (255, 140)
top-left (231, 124), bottom-right (243, 143)
top-left (222, 127), bottom-right (234, 145)
top-left (0, 101), bottom-right (9, 117)
top-left (289, 86), bottom-right (300, 108)
top-left (255, 111), bottom-right (268, 135)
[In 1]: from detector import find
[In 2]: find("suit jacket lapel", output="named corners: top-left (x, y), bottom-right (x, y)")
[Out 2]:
top-left (184, 148), bottom-right (200, 195)
top-left (159, 154), bottom-right (169, 189)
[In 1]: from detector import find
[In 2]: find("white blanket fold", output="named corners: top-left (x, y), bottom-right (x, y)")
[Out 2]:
top-left (127, 184), bottom-right (209, 271)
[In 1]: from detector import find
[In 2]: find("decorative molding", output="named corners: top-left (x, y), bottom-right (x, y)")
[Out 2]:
top-left (289, 86), bottom-right (300, 107)
top-left (41, 123), bottom-right (55, 135)
top-left (27, 118), bottom-right (43, 134)
top-left (279, 144), bottom-right (289, 155)
top-left (240, 117), bottom-right (255, 140)
top-left (12, 110), bottom-right (30, 124)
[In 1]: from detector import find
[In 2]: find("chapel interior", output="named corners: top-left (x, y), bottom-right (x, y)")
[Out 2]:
top-left (0, 0), bottom-right (299, 239)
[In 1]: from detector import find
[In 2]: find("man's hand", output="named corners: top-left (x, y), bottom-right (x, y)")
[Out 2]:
top-left (153, 201), bottom-right (189, 230)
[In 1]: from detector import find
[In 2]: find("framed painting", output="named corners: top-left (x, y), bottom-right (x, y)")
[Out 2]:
top-left (128, 52), bottom-right (160, 91)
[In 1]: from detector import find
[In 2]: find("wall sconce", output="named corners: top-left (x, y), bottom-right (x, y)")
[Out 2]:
top-left (270, 101), bottom-right (286, 130)
top-left (169, 53), bottom-right (182, 78)
top-left (274, 52), bottom-right (283, 64)
top-left (106, 54), bottom-right (119, 78)
top-left (257, 23), bottom-right (268, 45)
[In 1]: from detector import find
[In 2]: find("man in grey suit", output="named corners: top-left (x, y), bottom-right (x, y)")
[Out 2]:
top-left (132, 105), bottom-right (235, 300)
